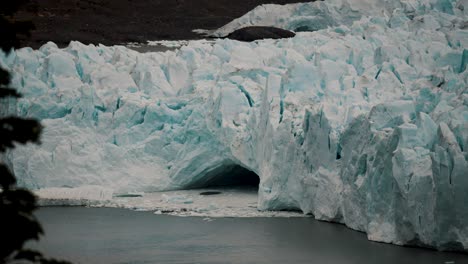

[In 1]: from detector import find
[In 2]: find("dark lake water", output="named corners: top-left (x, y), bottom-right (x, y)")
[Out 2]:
top-left (32, 207), bottom-right (467, 264)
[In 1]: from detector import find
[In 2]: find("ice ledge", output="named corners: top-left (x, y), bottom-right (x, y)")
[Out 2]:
top-left (35, 187), bottom-right (306, 218)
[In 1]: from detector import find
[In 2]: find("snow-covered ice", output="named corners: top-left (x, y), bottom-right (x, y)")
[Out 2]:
top-left (1, 0), bottom-right (467, 252)
top-left (127, 39), bottom-right (218, 53)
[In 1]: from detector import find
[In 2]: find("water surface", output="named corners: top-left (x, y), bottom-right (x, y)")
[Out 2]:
top-left (33, 207), bottom-right (467, 264)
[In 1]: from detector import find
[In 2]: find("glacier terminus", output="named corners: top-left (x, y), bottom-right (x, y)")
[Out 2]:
top-left (1, 0), bottom-right (467, 252)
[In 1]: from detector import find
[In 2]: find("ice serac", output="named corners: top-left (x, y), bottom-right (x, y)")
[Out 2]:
top-left (1, 0), bottom-right (467, 252)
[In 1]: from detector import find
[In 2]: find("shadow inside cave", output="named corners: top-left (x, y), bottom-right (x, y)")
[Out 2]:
top-left (186, 164), bottom-right (260, 192)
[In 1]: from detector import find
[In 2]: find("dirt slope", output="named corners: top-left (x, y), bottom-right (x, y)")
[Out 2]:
top-left (14, 0), bottom-right (310, 48)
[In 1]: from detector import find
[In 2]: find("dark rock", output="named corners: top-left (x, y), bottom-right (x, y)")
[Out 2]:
top-left (114, 194), bottom-right (143, 198)
top-left (225, 26), bottom-right (296, 42)
top-left (199, 191), bottom-right (222, 196)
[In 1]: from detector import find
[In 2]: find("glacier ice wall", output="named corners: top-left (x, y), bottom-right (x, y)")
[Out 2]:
top-left (1, 0), bottom-right (467, 251)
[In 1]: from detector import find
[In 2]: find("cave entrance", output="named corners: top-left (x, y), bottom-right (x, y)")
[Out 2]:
top-left (186, 163), bottom-right (260, 191)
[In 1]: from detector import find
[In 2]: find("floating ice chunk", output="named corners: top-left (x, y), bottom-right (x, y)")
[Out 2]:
top-left (162, 194), bottom-right (194, 204)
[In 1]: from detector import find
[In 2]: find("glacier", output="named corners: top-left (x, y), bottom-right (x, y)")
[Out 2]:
top-left (0, 0), bottom-right (467, 252)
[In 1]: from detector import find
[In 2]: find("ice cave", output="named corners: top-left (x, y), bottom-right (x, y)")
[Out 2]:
top-left (185, 163), bottom-right (260, 190)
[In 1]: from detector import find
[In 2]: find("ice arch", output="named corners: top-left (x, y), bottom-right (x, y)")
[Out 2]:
top-left (183, 162), bottom-right (260, 190)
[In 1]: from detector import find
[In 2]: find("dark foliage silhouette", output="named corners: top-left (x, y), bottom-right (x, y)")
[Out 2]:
top-left (0, 1), bottom-right (71, 263)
